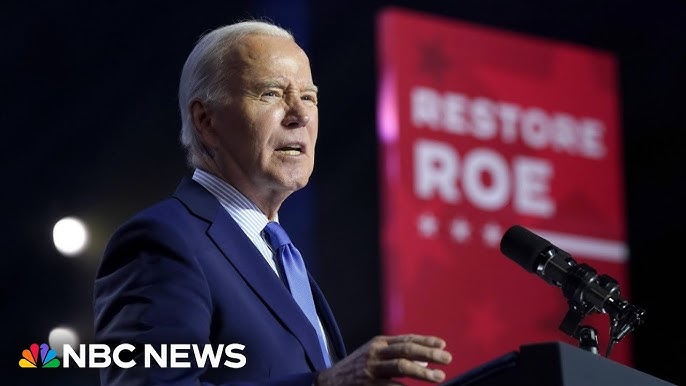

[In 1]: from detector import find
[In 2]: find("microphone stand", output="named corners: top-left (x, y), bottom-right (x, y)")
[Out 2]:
top-left (559, 301), bottom-right (600, 355)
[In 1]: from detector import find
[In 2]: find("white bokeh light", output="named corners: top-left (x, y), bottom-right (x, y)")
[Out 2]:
top-left (52, 217), bottom-right (89, 257)
top-left (48, 326), bottom-right (79, 357)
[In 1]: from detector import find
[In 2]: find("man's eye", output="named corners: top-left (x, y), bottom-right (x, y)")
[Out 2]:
top-left (263, 91), bottom-right (281, 98)
top-left (302, 95), bottom-right (318, 103)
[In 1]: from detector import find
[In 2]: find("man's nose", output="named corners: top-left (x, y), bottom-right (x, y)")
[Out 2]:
top-left (282, 97), bottom-right (311, 128)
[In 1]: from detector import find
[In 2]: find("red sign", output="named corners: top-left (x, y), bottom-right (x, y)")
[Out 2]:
top-left (376, 7), bottom-right (630, 381)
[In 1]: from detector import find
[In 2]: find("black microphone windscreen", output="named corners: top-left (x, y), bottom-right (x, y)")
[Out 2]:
top-left (500, 225), bottom-right (553, 273)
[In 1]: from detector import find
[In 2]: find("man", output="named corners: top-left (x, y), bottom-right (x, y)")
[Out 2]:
top-left (94, 19), bottom-right (452, 385)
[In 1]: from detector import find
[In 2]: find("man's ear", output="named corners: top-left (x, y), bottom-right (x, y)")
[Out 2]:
top-left (190, 99), bottom-right (218, 149)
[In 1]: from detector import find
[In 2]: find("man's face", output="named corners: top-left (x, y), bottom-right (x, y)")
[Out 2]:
top-left (206, 34), bottom-right (318, 202)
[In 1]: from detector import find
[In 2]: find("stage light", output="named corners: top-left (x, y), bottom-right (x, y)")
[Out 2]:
top-left (52, 217), bottom-right (89, 257)
top-left (49, 326), bottom-right (79, 357)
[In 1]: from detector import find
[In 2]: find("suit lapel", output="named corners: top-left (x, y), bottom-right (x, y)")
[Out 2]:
top-left (173, 177), bottom-right (328, 370)
top-left (310, 276), bottom-right (347, 361)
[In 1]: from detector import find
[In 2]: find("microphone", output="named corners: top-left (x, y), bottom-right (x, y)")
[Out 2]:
top-left (499, 225), bottom-right (646, 353)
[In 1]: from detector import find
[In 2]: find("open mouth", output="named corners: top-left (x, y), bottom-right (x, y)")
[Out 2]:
top-left (276, 144), bottom-right (304, 156)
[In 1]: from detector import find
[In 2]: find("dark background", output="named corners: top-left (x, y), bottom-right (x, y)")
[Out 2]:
top-left (2, 1), bottom-right (684, 385)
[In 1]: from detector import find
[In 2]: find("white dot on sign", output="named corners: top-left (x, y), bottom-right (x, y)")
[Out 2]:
top-left (52, 217), bottom-right (89, 257)
top-left (48, 327), bottom-right (79, 357)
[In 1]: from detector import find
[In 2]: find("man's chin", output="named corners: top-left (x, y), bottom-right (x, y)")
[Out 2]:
top-left (281, 168), bottom-right (312, 188)
top-left (284, 177), bottom-right (310, 192)
top-left (268, 174), bottom-right (311, 195)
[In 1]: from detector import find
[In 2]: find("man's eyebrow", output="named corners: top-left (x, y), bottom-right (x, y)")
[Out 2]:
top-left (303, 85), bottom-right (319, 94)
top-left (252, 79), bottom-right (317, 93)
top-left (254, 79), bottom-right (287, 89)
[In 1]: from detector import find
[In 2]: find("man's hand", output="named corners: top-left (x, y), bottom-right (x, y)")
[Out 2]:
top-left (316, 334), bottom-right (452, 385)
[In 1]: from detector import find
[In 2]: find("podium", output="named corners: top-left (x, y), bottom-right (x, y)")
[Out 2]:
top-left (443, 341), bottom-right (676, 386)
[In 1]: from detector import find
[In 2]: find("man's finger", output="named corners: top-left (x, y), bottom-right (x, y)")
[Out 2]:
top-left (376, 342), bottom-right (452, 364)
top-left (385, 334), bottom-right (446, 348)
top-left (371, 358), bottom-right (446, 383)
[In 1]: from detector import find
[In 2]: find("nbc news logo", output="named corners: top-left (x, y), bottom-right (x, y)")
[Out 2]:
top-left (18, 341), bottom-right (246, 369)
top-left (19, 343), bottom-right (61, 368)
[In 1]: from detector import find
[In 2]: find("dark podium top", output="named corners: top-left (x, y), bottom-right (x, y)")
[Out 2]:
top-left (443, 341), bottom-right (676, 386)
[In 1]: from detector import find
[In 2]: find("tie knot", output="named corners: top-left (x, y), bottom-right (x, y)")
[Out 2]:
top-left (263, 221), bottom-right (292, 250)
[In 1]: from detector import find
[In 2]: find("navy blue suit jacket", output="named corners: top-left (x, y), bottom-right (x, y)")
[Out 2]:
top-left (94, 177), bottom-right (346, 385)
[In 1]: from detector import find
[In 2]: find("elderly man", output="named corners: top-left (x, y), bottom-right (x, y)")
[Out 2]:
top-left (94, 19), bottom-right (452, 385)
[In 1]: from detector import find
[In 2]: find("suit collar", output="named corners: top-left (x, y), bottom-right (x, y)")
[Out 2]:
top-left (173, 176), bottom-right (220, 221)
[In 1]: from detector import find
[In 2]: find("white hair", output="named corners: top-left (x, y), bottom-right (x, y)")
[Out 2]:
top-left (178, 20), bottom-right (294, 167)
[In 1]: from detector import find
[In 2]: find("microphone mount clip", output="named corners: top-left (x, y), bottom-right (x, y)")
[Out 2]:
top-left (550, 250), bottom-right (646, 357)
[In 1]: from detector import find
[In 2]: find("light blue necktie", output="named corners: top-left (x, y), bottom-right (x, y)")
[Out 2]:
top-left (263, 221), bottom-right (332, 368)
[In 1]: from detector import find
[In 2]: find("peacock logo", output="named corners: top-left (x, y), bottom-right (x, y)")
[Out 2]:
top-left (19, 343), bottom-right (61, 368)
